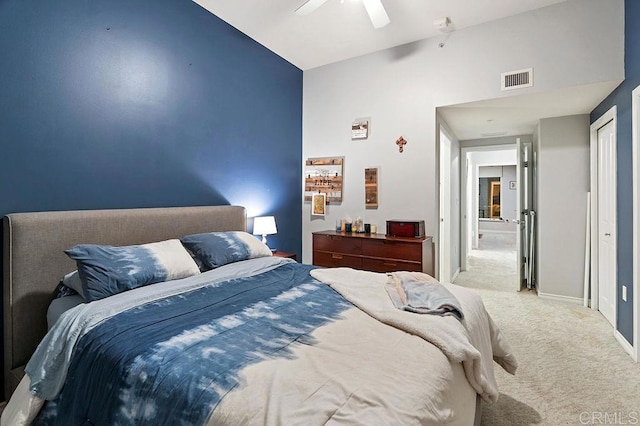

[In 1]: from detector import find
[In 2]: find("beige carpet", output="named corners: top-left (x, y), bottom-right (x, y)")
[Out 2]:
top-left (455, 232), bottom-right (640, 426)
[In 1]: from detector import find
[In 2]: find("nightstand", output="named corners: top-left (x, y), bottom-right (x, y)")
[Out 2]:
top-left (272, 251), bottom-right (297, 261)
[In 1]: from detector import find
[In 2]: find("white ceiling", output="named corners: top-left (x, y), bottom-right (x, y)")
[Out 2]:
top-left (193, 0), bottom-right (568, 71)
top-left (193, 0), bottom-right (618, 140)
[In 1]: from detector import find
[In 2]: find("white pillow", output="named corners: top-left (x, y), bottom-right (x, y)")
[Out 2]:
top-left (62, 270), bottom-right (86, 300)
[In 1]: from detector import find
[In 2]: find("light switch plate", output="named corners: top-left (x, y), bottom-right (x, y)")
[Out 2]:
top-left (622, 285), bottom-right (628, 302)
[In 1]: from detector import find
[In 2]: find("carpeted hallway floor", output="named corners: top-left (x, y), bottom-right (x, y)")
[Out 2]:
top-left (454, 232), bottom-right (640, 426)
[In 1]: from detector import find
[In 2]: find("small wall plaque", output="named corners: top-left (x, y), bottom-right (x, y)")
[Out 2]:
top-left (351, 119), bottom-right (369, 140)
top-left (365, 167), bottom-right (379, 209)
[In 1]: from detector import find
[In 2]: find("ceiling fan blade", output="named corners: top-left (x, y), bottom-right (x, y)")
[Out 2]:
top-left (362, 0), bottom-right (390, 29)
top-left (295, 0), bottom-right (330, 15)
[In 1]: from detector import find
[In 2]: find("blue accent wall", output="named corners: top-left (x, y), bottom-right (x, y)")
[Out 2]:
top-left (0, 0), bottom-right (302, 388)
top-left (0, 0), bottom-right (302, 251)
top-left (591, 0), bottom-right (638, 344)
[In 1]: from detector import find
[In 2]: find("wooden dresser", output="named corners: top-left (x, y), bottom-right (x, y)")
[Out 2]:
top-left (312, 230), bottom-right (434, 276)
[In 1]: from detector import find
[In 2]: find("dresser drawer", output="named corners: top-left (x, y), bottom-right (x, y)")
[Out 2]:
top-left (362, 257), bottom-right (422, 273)
top-left (313, 251), bottom-right (362, 269)
top-left (361, 239), bottom-right (421, 262)
top-left (313, 234), bottom-right (362, 254)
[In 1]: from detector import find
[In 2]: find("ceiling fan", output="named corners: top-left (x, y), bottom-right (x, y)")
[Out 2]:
top-left (295, 0), bottom-right (390, 29)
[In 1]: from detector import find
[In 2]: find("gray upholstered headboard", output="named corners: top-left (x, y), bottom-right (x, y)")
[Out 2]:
top-left (2, 205), bottom-right (246, 399)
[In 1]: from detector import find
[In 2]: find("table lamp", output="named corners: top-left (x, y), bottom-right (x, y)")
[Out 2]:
top-left (253, 216), bottom-right (277, 248)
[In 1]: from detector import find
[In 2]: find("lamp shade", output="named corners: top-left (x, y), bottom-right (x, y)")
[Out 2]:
top-left (253, 216), bottom-right (277, 236)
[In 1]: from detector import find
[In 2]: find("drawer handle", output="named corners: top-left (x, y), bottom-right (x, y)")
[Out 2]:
top-left (332, 254), bottom-right (343, 260)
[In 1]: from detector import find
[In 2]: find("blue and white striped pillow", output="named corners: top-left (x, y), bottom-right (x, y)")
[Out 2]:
top-left (180, 231), bottom-right (272, 271)
top-left (65, 239), bottom-right (201, 302)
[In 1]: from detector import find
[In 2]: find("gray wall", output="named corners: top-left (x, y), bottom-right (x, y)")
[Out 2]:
top-left (537, 115), bottom-right (591, 299)
top-left (301, 0), bottom-right (623, 264)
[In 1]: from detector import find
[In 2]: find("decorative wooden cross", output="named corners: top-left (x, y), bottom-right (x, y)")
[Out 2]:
top-left (396, 136), bottom-right (407, 153)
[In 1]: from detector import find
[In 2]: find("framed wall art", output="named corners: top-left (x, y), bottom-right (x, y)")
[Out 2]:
top-left (365, 167), bottom-right (378, 209)
top-left (351, 119), bottom-right (369, 140)
top-left (304, 157), bottom-right (344, 204)
top-left (311, 193), bottom-right (326, 216)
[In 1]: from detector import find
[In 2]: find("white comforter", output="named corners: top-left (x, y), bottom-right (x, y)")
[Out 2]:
top-left (210, 268), bottom-right (516, 425)
top-left (309, 268), bottom-right (518, 402)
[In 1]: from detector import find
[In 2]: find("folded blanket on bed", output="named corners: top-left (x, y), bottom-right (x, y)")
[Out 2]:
top-left (385, 271), bottom-right (464, 320)
top-left (310, 267), bottom-right (518, 404)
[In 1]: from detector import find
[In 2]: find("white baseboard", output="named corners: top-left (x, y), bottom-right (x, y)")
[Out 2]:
top-left (478, 230), bottom-right (517, 235)
top-left (451, 268), bottom-right (460, 282)
top-left (537, 292), bottom-right (583, 305)
top-left (614, 330), bottom-right (635, 359)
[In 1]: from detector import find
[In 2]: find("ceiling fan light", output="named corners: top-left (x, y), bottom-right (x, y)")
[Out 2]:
top-left (362, 0), bottom-right (390, 28)
top-left (295, 0), bottom-right (329, 15)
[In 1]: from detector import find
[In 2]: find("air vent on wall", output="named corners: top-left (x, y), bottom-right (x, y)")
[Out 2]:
top-left (501, 68), bottom-right (533, 91)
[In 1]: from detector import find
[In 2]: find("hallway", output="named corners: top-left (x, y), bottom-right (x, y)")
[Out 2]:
top-left (454, 231), bottom-right (517, 292)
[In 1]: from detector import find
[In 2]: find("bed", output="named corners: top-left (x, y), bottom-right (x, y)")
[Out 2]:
top-left (1, 205), bottom-right (516, 425)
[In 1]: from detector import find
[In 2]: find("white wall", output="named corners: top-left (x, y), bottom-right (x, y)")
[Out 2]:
top-left (301, 0), bottom-right (623, 264)
top-left (537, 114), bottom-right (590, 299)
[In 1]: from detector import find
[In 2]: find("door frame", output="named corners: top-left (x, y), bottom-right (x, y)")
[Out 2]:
top-left (632, 86), bottom-right (640, 362)
top-left (589, 105), bottom-right (618, 331)
top-left (459, 144), bottom-right (517, 277)
top-left (516, 137), bottom-right (531, 292)
top-left (439, 127), bottom-right (452, 282)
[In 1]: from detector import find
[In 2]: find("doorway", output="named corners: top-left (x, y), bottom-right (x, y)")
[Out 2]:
top-left (590, 106), bottom-right (617, 328)
top-left (459, 144), bottom-right (520, 292)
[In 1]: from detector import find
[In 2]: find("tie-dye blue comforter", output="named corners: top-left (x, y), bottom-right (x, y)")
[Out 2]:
top-left (32, 258), bottom-right (352, 425)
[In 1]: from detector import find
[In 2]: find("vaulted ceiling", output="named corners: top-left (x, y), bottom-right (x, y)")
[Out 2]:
top-left (194, 0), bottom-right (618, 140)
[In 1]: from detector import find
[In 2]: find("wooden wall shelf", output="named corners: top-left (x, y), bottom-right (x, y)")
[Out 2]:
top-left (304, 157), bottom-right (344, 204)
